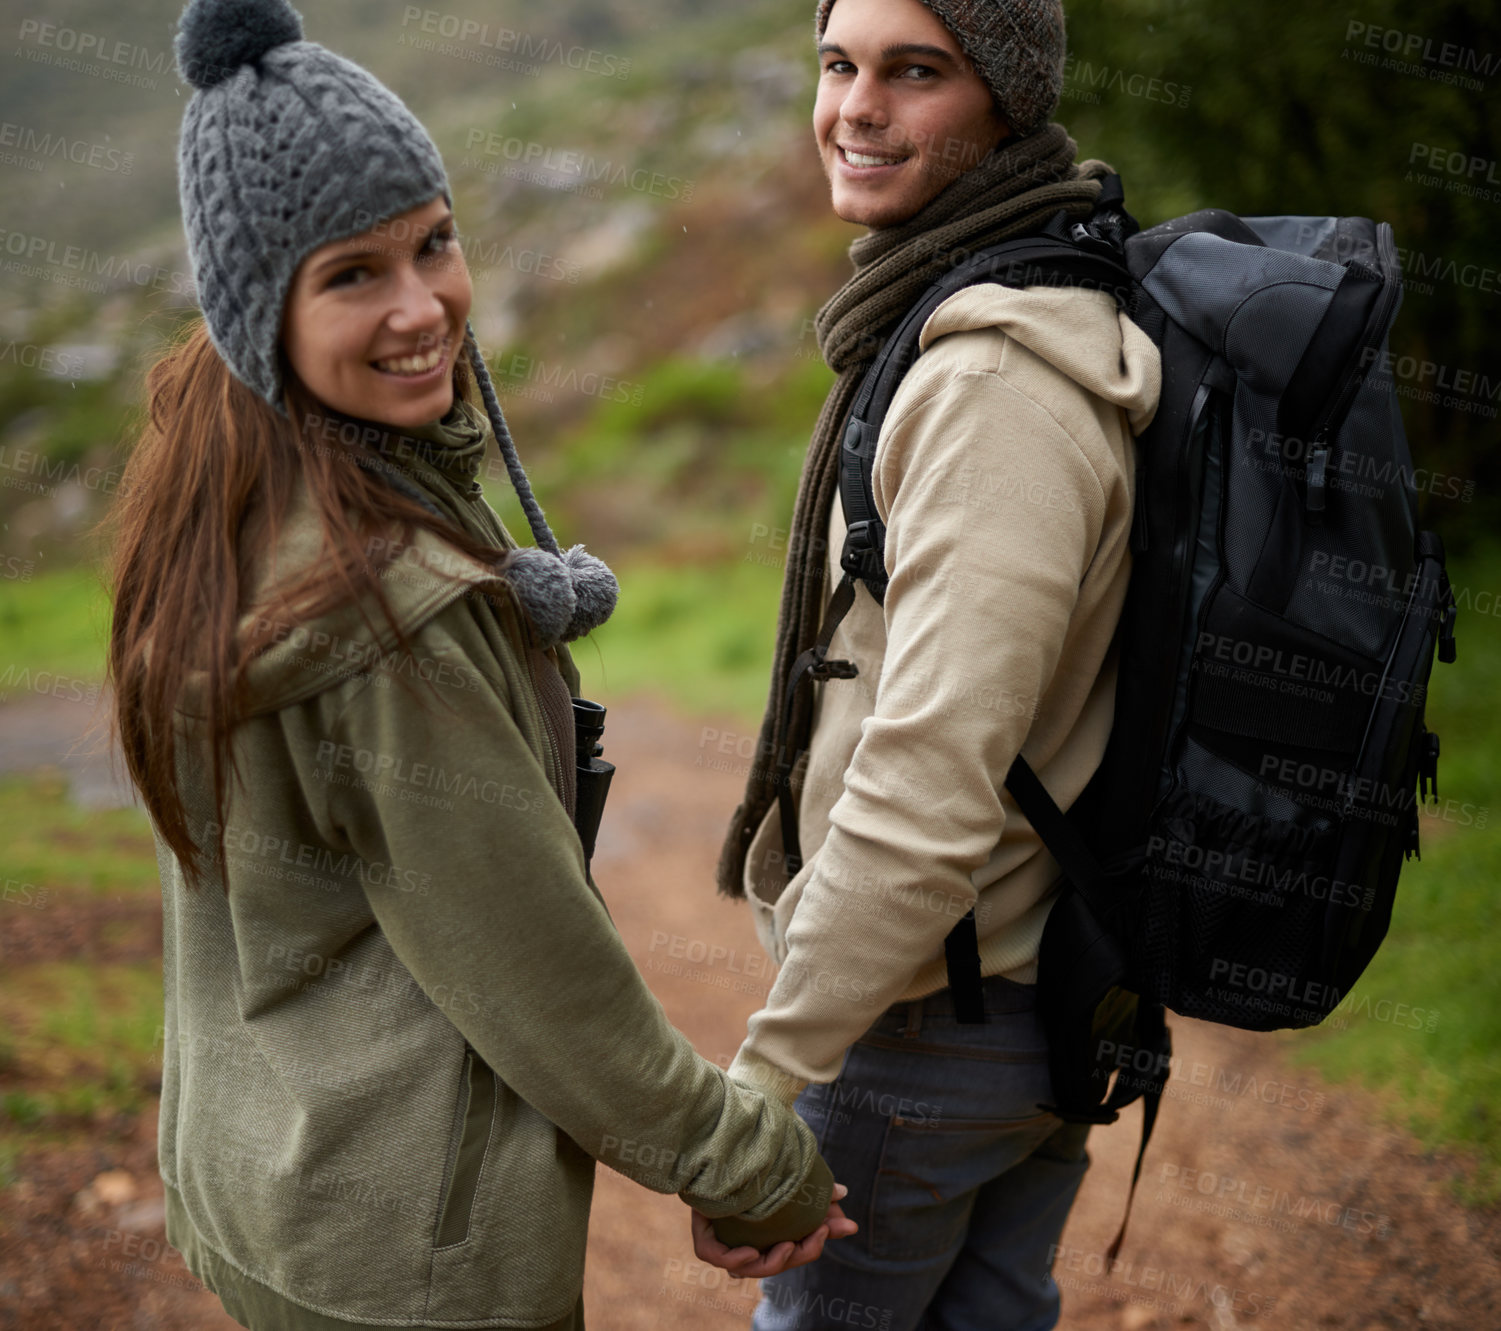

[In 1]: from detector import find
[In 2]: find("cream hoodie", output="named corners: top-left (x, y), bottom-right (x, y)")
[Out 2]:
top-left (730, 283), bottom-right (1161, 1106)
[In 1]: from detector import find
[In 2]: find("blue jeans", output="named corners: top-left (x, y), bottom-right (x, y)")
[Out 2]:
top-left (753, 977), bottom-right (1090, 1331)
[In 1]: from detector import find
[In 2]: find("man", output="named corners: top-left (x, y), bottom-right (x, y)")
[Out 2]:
top-left (716, 0), bottom-right (1161, 1326)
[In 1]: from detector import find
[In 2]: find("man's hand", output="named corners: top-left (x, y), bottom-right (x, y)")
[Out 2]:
top-left (690, 1183), bottom-right (858, 1279)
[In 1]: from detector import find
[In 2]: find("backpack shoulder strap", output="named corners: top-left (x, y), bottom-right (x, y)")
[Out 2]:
top-left (839, 219), bottom-right (1134, 607)
top-left (775, 182), bottom-right (1136, 876)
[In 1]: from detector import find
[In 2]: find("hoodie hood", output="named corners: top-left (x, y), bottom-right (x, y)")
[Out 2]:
top-left (229, 404), bottom-right (517, 719)
top-left (919, 283), bottom-right (1160, 437)
top-left (234, 522), bottom-right (509, 718)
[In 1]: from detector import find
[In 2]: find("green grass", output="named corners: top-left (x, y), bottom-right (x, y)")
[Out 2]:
top-left (0, 775), bottom-right (162, 1154)
top-left (0, 962), bottom-right (164, 1136)
top-left (0, 563), bottom-right (111, 689)
top-left (1286, 543), bottom-right (1501, 1203)
top-left (5, 541), bottom-right (1501, 1204)
top-left (0, 771), bottom-right (157, 900)
top-left (0, 1139), bottom-right (20, 1189)
top-left (488, 353), bottom-right (834, 551)
top-left (580, 555), bottom-right (783, 719)
top-left (31, 962), bottom-right (163, 1058)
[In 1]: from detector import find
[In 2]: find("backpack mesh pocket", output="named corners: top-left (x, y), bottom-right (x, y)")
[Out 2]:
top-left (1135, 741), bottom-right (1345, 1029)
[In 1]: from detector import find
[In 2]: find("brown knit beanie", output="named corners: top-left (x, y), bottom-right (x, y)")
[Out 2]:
top-left (815, 0), bottom-right (1066, 137)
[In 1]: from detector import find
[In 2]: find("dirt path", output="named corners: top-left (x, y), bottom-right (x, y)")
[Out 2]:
top-left (2, 697), bottom-right (1498, 1330)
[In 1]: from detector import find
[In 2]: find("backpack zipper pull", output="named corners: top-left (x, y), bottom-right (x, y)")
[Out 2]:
top-left (1419, 730), bottom-right (1441, 805)
top-left (1439, 578), bottom-right (1458, 664)
top-left (1130, 464), bottom-right (1151, 553)
top-left (1305, 443), bottom-right (1330, 518)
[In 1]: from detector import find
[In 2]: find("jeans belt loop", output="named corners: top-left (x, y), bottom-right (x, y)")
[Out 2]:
top-left (901, 997), bottom-right (924, 1038)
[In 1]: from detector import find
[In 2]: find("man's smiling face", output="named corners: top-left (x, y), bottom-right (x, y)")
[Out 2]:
top-left (814, 0), bottom-right (1010, 228)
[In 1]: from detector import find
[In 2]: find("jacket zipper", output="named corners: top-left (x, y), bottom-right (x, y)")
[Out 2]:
top-left (526, 646), bottom-right (566, 795)
top-left (431, 1045), bottom-right (474, 1246)
top-left (460, 480), bottom-right (565, 786)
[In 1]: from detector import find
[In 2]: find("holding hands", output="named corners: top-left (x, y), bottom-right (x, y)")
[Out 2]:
top-left (691, 1183), bottom-right (858, 1279)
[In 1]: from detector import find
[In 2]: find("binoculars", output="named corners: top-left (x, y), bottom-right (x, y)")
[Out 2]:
top-left (571, 698), bottom-right (615, 872)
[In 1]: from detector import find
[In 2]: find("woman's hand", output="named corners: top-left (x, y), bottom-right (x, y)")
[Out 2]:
top-left (690, 1183), bottom-right (858, 1278)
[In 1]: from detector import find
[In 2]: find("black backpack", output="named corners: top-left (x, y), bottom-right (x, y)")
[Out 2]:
top-left (775, 176), bottom-right (1457, 1250)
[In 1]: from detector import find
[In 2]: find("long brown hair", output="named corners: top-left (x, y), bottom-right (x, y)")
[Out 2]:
top-left (108, 320), bottom-right (504, 885)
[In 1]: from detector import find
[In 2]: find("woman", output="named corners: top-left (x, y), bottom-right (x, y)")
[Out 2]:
top-left (107, 2), bottom-right (851, 1327)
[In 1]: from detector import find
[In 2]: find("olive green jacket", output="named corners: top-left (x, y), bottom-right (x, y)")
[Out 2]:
top-left (156, 403), bottom-right (832, 1330)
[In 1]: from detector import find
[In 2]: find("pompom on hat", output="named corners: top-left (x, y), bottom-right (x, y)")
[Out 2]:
top-left (174, 0), bottom-right (615, 644)
top-left (815, 0), bottom-right (1066, 138)
top-left (175, 0), bottom-right (302, 88)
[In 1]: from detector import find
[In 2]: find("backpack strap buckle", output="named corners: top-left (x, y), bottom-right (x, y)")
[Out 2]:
top-left (841, 519), bottom-right (888, 586)
top-left (1069, 220), bottom-right (1123, 259)
top-left (809, 656), bottom-right (858, 683)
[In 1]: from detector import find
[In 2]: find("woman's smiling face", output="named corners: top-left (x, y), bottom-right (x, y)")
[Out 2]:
top-left (281, 196), bottom-right (472, 430)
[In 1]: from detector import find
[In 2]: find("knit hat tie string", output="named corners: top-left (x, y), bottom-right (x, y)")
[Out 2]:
top-left (464, 326), bottom-right (618, 645)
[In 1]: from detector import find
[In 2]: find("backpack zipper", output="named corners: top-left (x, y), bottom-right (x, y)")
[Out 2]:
top-left (1301, 226), bottom-right (1402, 519)
top-left (1155, 382), bottom-right (1219, 808)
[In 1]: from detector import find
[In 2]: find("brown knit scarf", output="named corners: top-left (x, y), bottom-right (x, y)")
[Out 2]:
top-left (717, 123), bottom-right (1108, 897)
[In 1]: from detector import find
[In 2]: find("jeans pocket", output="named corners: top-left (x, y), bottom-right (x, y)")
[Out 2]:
top-left (869, 1111), bottom-right (1060, 1261)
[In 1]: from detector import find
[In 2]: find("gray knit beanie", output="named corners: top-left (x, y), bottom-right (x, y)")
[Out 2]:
top-left (815, 0), bottom-right (1065, 137)
top-left (176, 0), bottom-right (450, 408)
top-left (174, 0), bottom-right (616, 644)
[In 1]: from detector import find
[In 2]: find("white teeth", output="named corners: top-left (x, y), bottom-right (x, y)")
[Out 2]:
top-left (845, 149), bottom-right (904, 168)
top-left (375, 346), bottom-right (444, 375)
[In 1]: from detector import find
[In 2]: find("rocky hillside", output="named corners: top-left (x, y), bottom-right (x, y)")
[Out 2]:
top-left (0, 0), bottom-right (861, 570)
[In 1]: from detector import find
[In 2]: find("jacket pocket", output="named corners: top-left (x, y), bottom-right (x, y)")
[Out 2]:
top-left (434, 1049), bottom-right (498, 1249)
